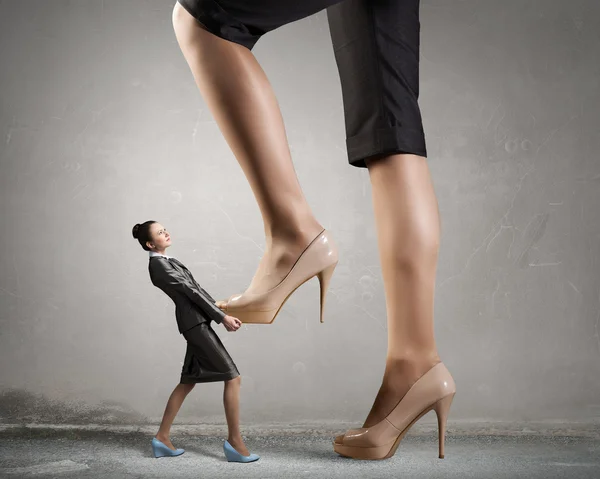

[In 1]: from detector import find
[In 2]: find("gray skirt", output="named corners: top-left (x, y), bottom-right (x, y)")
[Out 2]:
top-left (180, 322), bottom-right (240, 384)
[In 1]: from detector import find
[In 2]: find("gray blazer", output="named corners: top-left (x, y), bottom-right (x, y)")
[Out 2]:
top-left (149, 256), bottom-right (226, 333)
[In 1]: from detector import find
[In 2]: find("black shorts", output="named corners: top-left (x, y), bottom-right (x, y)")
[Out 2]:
top-left (177, 0), bottom-right (427, 167)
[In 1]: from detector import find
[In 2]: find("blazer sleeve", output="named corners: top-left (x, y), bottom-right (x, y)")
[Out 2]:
top-left (151, 260), bottom-right (226, 324)
top-left (195, 282), bottom-right (217, 303)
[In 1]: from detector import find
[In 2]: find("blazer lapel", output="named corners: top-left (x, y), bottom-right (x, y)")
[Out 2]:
top-left (169, 258), bottom-right (194, 282)
top-left (169, 257), bottom-right (186, 271)
top-left (169, 258), bottom-right (216, 302)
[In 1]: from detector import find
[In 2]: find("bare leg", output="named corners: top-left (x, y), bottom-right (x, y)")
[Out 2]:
top-left (172, 5), bottom-right (440, 425)
top-left (156, 383), bottom-right (195, 449)
top-left (223, 376), bottom-right (250, 456)
top-left (172, 4), bottom-right (323, 295)
top-left (361, 154), bottom-right (441, 427)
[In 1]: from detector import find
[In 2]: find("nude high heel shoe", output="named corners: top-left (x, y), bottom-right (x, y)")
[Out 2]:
top-left (218, 229), bottom-right (338, 324)
top-left (333, 362), bottom-right (456, 460)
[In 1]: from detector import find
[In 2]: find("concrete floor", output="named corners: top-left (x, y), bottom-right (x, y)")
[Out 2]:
top-left (1, 432), bottom-right (599, 479)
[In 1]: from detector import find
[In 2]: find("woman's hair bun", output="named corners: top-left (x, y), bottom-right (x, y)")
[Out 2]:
top-left (133, 220), bottom-right (156, 251)
top-left (132, 223), bottom-right (141, 239)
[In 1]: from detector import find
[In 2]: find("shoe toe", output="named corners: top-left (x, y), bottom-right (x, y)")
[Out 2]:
top-left (334, 434), bottom-right (345, 445)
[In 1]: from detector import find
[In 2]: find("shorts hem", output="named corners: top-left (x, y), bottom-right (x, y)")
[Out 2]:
top-left (347, 126), bottom-right (427, 168)
top-left (176, 0), bottom-right (260, 50)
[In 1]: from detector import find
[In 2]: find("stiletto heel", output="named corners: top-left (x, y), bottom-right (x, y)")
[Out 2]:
top-left (219, 229), bottom-right (339, 324)
top-left (317, 261), bottom-right (337, 323)
top-left (434, 392), bottom-right (454, 459)
top-left (333, 363), bottom-right (456, 460)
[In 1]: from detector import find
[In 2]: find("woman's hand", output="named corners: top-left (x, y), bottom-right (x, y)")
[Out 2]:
top-left (216, 300), bottom-right (226, 310)
top-left (222, 315), bottom-right (242, 332)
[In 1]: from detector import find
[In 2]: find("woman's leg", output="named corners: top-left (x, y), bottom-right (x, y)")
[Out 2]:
top-left (156, 383), bottom-right (195, 449)
top-left (222, 376), bottom-right (249, 456)
top-left (173, 4), bottom-right (324, 295)
top-left (326, 0), bottom-right (443, 428)
top-left (361, 153), bottom-right (441, 427)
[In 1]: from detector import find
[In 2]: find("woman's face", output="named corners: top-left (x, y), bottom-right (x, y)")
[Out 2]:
top-left (147, 223), bottom-right (172, 251)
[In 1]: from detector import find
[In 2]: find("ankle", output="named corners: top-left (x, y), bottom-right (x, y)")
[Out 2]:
top-left (384, 353), bottom-right (440, 378)
top-left (155, 433), bottom-right (169, 442)
top-left (267, 221), bottom-right (323, 245)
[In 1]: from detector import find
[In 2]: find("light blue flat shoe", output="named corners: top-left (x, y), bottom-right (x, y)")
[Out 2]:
top-left (223, 440), bottom-right (260, 463)
top-left (152, 437), bottom-right (185, 458)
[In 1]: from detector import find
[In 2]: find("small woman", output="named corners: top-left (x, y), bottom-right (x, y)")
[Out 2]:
top-left (132, 220), bottom-right (259, 463)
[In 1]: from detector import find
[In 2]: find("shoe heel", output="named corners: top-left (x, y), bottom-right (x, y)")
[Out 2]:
top-left (317, 262), bottom-right (337, 323)
top-left (433, 393), bottom-right (455, 459)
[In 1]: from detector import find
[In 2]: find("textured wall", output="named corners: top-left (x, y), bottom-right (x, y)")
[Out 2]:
top-left (0, 0), bottom-right (599, 426)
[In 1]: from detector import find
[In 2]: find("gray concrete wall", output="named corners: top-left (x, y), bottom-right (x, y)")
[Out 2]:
top-left (1, 0), bottom-right (599, 426)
